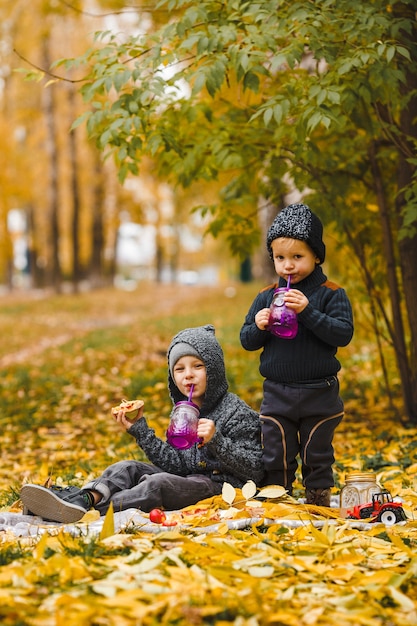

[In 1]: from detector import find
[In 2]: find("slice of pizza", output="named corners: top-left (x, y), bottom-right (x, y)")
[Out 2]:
top-left (111, 399), bottom-right (144, 419)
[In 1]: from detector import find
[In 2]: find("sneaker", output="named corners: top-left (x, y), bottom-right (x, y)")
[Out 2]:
top-left (305, 488), bottom-right (331, 507)
top-left (20, 484), bottom-right (92, 523)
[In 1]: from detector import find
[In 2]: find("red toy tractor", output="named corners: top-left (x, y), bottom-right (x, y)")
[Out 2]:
top-left (346, 490), bottom-right (406, 525)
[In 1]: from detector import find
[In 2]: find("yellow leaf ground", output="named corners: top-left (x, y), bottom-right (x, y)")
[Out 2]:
top-left (0, 283), bottom-right (416, 625)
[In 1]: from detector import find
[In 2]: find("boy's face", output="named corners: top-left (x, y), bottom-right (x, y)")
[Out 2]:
top-left (271, 237), bottom-right (320, 284)
top-left (172, 355), bottom-right (207, 406)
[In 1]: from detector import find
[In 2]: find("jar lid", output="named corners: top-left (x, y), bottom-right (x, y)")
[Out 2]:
top-left (174, 400), bottom-right (200, 412)
top-left (345, 471), bottom-right (376, 482)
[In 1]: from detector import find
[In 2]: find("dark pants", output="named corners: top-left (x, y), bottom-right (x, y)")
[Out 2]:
top-left (260, 377), bottom-right (344, 492)
top-left (84, 461), bottom-right (223, 514)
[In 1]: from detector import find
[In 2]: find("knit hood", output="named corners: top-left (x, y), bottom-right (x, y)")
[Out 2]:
top-left (167, 324), bottom-right (229, 412)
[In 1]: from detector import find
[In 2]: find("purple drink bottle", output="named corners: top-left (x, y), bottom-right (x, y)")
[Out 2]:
top-left (268, 287), bottom-right (298, 339)
top-left (166, 401), bottom-right (200, 449)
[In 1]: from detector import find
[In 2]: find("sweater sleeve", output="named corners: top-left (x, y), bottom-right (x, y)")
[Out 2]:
top-left (204, 400), bottom-right (264, 486)
top-left (298, 286), bottom-right (353, 347)
top-left (240, 290), bottom-right (271, 351)
top-left (127, 395), bottom-right (265, 488)
top-left (127, 417), bottom-right (204, 476)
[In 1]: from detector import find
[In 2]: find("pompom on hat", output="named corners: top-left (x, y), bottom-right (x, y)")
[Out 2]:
top-left (266, 203), bottom-right (326, 264)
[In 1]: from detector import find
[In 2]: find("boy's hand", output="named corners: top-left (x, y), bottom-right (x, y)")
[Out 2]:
top-left (113, 403), bottom-right (144, 431)
top-left (255, 308), bottom-right (271, 331)
top-left (284, 289), bottom-right (309, 313)
top-left (197, 418), bottom-right (215, 444)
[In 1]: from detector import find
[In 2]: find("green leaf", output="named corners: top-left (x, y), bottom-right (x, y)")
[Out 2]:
top-left (396, 46), bottom-right (411, 61)
top-left (273, 103), bottom-right (283, 124)
top-left (263, 107), bottom-right (273, 126)
top-left (243, 71), bottom-right (259, 92)
top-left (192, 72), bottom-right (206, 95)
top-left (386, 46), bottom-right (395, 64)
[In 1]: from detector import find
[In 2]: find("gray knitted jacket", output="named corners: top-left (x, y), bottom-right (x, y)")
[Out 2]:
top-left (127, 325), bottom-right (264, 488)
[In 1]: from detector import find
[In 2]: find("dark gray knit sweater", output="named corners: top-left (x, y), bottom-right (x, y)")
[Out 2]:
top-left (240, 266), bottom-right (354, 382)
top-left (128, 325), bottom-right (264, 488)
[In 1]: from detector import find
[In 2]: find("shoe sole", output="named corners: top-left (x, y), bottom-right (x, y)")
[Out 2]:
top-left (20, 484), bottom-right (87, 523)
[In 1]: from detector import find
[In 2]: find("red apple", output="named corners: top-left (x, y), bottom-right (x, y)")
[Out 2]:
top-left (149, 508), bottom-right (167, 524)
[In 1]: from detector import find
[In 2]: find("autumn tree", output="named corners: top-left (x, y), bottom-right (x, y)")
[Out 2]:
top-left (1, 0), bottom-right (134, 291)
top-left (53, 0), bottom-right (417, 422)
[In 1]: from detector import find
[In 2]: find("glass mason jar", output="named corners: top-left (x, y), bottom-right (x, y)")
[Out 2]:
top-left (166, 401), bottom-right (200, 449)
top-left (339, 471), bottom-right (381, 518)
top-left (267, 288), bottom-right (298, 339)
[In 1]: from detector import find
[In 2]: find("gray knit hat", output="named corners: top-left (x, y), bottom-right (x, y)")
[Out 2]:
top-left (169, 342), bottom-right (201, 377)
top-left (266, 203), bottom-right (326, 264)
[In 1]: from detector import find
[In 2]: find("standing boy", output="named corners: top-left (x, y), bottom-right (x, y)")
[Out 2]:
top-left (21, 324), bottom-right (264, 523)
top-left (240, 203), bottom-right (353, 506)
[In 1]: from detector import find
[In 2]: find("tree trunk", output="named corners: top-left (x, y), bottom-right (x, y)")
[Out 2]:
top-left (42, 38), bottom-right (62, 293)
top-left (0, 201), bottom-right (13, 289)
top-left (394, 4), bottom-right (417, 422)
top-left (67, 84), bottom-right (82, 293)
top-left (90, 150), bottom-right (106, 287)
top-left (344, 225), bottom-right (397, 413)
top-left (393, 2), bottom-right (417, 423)
top-left (368, 142), bottom-right (413, 421)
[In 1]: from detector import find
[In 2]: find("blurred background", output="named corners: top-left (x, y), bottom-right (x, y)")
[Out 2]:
top-left (1, 0), bottom-right (416, 423)
top-left (1, 0), bottom-right (246, 294)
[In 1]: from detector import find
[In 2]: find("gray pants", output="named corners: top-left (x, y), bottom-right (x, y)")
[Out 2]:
top-left (84, 460), bottom-right (223, 514)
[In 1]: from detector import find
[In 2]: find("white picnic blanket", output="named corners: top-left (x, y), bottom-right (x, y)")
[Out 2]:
top-left (0, 507), bottom-right (374, 537)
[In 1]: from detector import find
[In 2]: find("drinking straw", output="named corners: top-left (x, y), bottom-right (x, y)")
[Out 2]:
top-left (287, 275), bottom-right (291, 288)
top-left (188, 384), bottom-right (194, 402)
